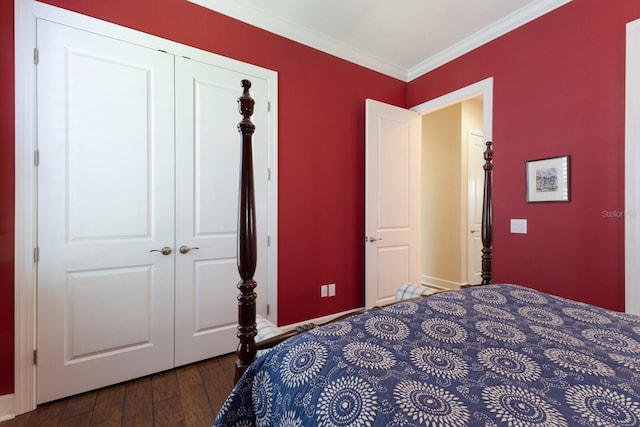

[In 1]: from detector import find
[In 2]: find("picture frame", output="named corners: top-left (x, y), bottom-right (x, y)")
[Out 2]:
top-left (526, 155), bottom-right (570, 202)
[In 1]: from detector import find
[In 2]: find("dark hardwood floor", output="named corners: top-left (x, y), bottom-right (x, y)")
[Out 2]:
top-left (1, 353), bottom-right (236, 427)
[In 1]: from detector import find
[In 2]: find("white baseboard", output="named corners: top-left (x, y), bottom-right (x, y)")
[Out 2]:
top-left (0, 394), bottom-right (15, 422)
top-left (279, 308), bottom-right (365, 332)
top-left (421, 275), bottom-right (463, 290)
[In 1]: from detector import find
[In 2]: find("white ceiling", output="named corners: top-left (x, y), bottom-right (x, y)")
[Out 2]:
top-left (189, 0), bottom-right (571, 81)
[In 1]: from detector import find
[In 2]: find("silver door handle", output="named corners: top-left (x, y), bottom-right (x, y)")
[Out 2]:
top-left (470, 230), bottom-right (479, 234)
top-left (367, 237), bottom-right (382, 242)
top-left (179, 245), bottom-right (200, 254)
top-left (150, 246), bottom-right (172, 255)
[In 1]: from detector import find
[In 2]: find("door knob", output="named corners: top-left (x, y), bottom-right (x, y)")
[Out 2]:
top-left (367, 237), bottom-right (382, 242)
top-left (179, 245), bottom-right (200, 254)
top-left (150, 246), bottom-right (172, 255)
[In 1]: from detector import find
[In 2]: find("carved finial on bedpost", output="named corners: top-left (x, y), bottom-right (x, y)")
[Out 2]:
top-left (235, 79), bottom-right (258, 382)
top-left (481, 141), bottom-right (494, 285)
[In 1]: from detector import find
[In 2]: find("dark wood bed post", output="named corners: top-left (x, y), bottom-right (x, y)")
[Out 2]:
top-left (235, 79), bottom-right (258, 382)
top-left (481, 141), bottom-right (494, 285)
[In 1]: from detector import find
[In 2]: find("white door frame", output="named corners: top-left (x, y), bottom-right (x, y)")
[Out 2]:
top-left (411, 78), bottom-right (494, 286)
top-left (626, 18), bottom-right (640, 315)
top-left (14, 0), bottom-right (278, 414)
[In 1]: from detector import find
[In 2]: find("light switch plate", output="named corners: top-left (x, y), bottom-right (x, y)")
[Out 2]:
top-left (511, 219), bottom-right (527, 234)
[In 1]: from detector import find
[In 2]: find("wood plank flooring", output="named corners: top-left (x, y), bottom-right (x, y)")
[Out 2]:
top-left (1, 353), bottom-right (237, 427)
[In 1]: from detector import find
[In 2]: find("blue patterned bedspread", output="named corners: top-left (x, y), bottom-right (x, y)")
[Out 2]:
top-left (213, 284), bottom-right (640, 426)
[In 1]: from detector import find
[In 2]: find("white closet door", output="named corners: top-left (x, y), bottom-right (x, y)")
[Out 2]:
top-left (36, 20), bottom-right (175, 403)
top-left (174, 57), bottom-right (270, 365)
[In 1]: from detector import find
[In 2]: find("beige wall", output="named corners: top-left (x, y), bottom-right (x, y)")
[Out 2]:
top-left (462, 98), bottom-right (483, 148)
top-left (421, 97), bottom-right (483, 287)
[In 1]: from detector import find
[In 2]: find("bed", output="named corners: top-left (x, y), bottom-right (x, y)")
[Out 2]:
top-left (215, 81), bottom-right (640, 426)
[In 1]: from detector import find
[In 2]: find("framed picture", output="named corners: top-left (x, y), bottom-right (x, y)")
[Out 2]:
top-left (526, 155), bottom-right (570, 202)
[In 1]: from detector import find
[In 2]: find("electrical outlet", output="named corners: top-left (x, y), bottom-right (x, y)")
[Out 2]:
top-left (321, 284), bottom-right (328, 298)
top-left (328, 283), bottom-right (336, 297)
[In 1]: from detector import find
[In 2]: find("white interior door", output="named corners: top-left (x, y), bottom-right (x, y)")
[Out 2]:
top-left (174, 57), bottom-right (270, 365)
top-left (36, 20), bottom-right (176, 403)
top-left (467, 130), bottom-right (485, 284)
top-left (365, 99), bottom-right (421, 308)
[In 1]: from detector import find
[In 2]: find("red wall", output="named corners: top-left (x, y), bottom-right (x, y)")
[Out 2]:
top-left (0, 0), bottom-right (406, 395)
top-left (409, 0), bottom-right (640, 310)
top-left (3, 0), bottom-right (639, 398)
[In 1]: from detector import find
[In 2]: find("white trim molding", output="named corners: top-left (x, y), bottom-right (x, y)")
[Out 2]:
top-left (0, 394), bottom-right (15, 422)
top-left (14, 0), bottom-right (38, 415)
top-left (278, 308), bottom-right (365, 333)
top-left (412, 77), bottom-right (493, 142)
top-left (407, 0), bottom-right (572, 81)
top-left (626, 18), bottom-right (640, 315)
top-left (421, 275), bottom-right (463, 291)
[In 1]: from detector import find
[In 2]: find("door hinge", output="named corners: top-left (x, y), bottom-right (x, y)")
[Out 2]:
top-left (266, 304), bottom-right (270, 316)
top-left (34, 48), bottom-right (39, 65)
top-left (267, 168), bottom-right (271, 181)
top-left (34, 247), bottom-right (39, 263)
top-left (33, 349), bottom-right (37, 365)
top-left (267, 101), bottom-right (271, 112)
top-left (267, 235), bottom-right (271, 246)
top-left (34, 150), bottom-right (40, 166)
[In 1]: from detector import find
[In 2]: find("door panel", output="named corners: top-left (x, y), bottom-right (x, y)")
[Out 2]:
top-left (378, 118), bottom-right (411, 227)
top-left (365, 99), bottom-right (420, 308)
top-left (36, 19), bottom-right (175, 403)
top-left (376, 246), bottom-right (411, 302)
top-left (174, 57), bottom-right (270, 365)
top-left (467, 131), bottom-right (485, 283)
top-left (193, 261), bottom-right (239, 330)
top-left (66, 267), bottom-right (154, 359)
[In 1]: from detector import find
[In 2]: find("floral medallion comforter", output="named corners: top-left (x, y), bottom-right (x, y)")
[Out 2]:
top-left (214, 284), bottom-right (640, 426)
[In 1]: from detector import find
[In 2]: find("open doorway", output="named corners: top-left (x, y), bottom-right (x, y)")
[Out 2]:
top-left (421, 97), bottom-right (483, 289)
top-left (412, 77), bottom-right (493, 290)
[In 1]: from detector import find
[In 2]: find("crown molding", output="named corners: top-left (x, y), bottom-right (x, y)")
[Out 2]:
top-left (188, 0), bottom-right (408, 80)
top-left (189, 0), bottom-right (571, 83)
top-left (407, 0), bottom-right (572, 81)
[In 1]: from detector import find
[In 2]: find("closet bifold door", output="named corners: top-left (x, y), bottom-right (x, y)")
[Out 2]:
top-left (35, 19), bottom-right (176, 404)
